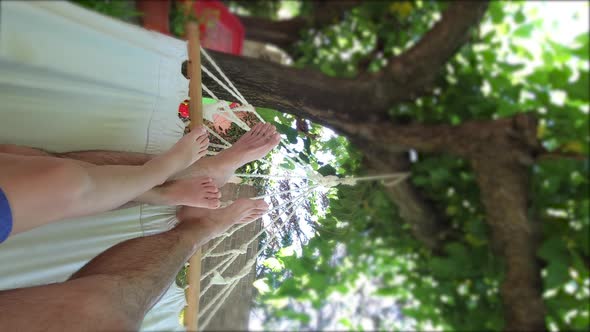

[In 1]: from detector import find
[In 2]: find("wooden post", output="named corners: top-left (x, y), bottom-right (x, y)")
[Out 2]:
top-left (185, 21), bottom-right (203, 332)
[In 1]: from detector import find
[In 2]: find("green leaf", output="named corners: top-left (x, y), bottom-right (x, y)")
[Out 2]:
top-left (375, 287), bottom-right (397, 296)
top-left (488, 2), bottom-right (504, 24)
top-left (298, 152), bottom-right (310, 164)
top-left (545, 261), bottom-right (570, 289)
top-left (277, 245), bottom-right (296, 257)
top-left (253, 278), bottom-right (271, 294)
top-left (277, 309), bottom-right (311, 323)
top-left (275, 122), bottom-right (298, 144)
top-left (566, 70), bottom-right (589, 101)
top-left (280, 160), bottom-right (296, 170)
top-left (256, 107), bottom-right (279, 122)
top-left (263, 257), bottom-right (285, 272)
top-left (317, 164), bottom-right (337, 176)
top-left (573, 33), bottom-right (589, 58)
top-left (308, 274), bottom-right (328, 290)
top-left (514, 11), bottom-right (525, 24)
top-left (338, 318), bottom-right (353, 329)
top-left (303, 137), bottom-right (312, 155)
top-left (513, 23), bottom-right (535, 38)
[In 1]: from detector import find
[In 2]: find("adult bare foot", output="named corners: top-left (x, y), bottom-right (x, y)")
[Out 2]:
top-left (149, 126), bottom-right (209, 178)
top-left (174, 123), bottom-right (281, 186)
top-left (159, 176), bottom-right (221, 209)
top-left (177, 198), bottom-right (269, 238)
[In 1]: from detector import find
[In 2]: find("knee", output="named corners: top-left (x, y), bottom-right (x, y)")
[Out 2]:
top-left (45, 160), bottom-right (93, 207)
top-left (72, 277), bottom-right (140, 331)
top-left (78, 294), bottom-right (138, 331)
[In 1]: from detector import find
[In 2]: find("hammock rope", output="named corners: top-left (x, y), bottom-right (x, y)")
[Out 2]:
top-left (188, 38), bottom-right (411, 331)
top-left (198, 196), bottom-right (308, 325)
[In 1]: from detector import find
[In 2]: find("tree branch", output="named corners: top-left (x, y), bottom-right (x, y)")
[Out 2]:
top-left (347, 114), bottom-right (541, 158)
top-left (238, 1), bottom-right (361, 51)
top-left (536, 150), bottom-right (588, 162)
top-left (359, 145), bottom-right (454, 252)
top-left (202, 2), bottom-right (489, 124)
top-left (383, 2), bottom-right (490, 101)
top-left (239, 16), bottom-right (305, 51)
top-left (202, 50), bottom-right (382, 130)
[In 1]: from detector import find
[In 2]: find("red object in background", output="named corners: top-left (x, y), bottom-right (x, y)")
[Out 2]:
top-left (178, 100), bottom-right (190, 119)
top-left (136, 0), bottom-right (172, 35)
top-left (137, 0), bottom-right (244, 55)
top-left (138, 1), bottom-right (245, 117)
top-left (187, 0), bottom-right (244, 55)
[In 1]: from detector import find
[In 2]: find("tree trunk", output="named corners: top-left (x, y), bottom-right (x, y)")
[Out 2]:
top-left (467, 115), bottom-right (546, 331)
top-left (473, 156), bottom-right (546, 331)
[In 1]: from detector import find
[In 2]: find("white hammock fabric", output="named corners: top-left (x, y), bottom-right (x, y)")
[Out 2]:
top-left (0, 2), bottom-right (187, 331)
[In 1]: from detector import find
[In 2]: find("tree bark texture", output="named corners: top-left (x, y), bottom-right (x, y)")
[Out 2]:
top-left (205, 2), bottom-right (489, 126)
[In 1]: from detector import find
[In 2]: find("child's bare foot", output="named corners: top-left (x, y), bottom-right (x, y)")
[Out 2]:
top-left (149, 127), bottom-right (209, 179)
top-left (174, 123), bottom-right (281, 186)
top-left (177, 198), bottom-right (269, 237)
top-left (160, 176), bottom-right (221, 209)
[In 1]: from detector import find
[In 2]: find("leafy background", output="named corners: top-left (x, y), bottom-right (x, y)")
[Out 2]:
top-left (75, 1), bottom-right (589, 330)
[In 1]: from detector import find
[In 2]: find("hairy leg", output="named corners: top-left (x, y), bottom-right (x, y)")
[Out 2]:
top-left (0, 276), bottom-right (136, 332)
top-left (0, 129), bottom-right (209, 234)
top-left (0, 199), bottom-right (267, 331)
top-left (72, 198), bottom-right (266, 323)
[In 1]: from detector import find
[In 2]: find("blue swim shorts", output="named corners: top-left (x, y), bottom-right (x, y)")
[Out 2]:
top-left (0, 187), bottom-right (13, 243)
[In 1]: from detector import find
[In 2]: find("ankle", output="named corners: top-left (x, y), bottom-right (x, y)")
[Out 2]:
top-left (174, 217), bottom-right (220, 248)
top-left (212, 148), bottom-right (240, 168)
top-left (145, 157), bottom-right (177, 185)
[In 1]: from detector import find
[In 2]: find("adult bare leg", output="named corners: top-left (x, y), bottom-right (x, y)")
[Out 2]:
top-left (44, 122), bottom-right (282, 186)
top-left (175, 122), bottom-right (282, 186)
top-left (0, 128), bottom-right (209, 235)
top-left (0, 199), bottom-right (268, 331)
top-left (0, 122), bottom-right (280, 217)
top-left (0, 143), bottom-right (222, 209)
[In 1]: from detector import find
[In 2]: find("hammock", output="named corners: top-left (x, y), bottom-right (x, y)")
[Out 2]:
top-left (0, 2), bottom-right (186, 331)
top-left (0, 2), bottom-right (409, 331)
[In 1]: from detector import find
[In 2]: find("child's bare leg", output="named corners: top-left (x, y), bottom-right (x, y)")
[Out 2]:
top-left (0, 128), bottom-right (209, 235)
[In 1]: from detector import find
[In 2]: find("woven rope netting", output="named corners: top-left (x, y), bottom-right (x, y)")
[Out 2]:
top-left (193, 47), bottom-right (408, 330)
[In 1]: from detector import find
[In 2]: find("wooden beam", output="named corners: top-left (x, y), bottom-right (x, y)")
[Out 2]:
top-left (185, 20), bottom-right (203, 332)
top-left (186, 22), bottom-right (203, 129)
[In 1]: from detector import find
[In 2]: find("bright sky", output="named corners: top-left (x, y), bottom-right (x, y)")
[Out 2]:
top-left (530, 1), bottom-right (589, 44)
top-left (515, 1), bottom-right (589, 66)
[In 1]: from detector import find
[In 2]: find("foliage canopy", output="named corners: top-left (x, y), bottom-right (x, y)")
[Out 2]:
top-left (76, 0), bottom-right (589, 330)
